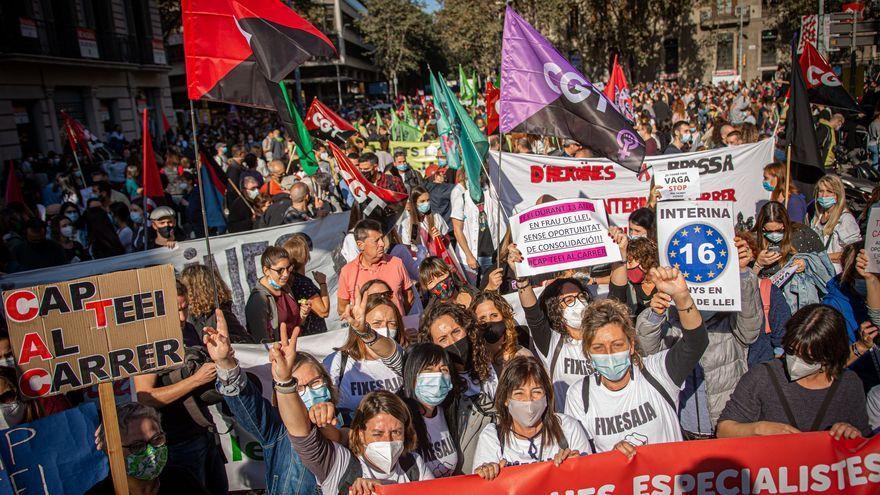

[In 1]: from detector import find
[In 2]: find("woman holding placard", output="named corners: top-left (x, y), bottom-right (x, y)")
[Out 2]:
top-left (809, 174), bottom-right (862, 273)
top-left (565, 274), bottom-right (708, 456)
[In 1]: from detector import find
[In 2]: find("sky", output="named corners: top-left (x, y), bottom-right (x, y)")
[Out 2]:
top-left (423, 0), bottom-right (441, 13)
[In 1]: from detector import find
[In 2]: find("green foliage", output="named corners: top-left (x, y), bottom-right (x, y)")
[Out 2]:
top-left (359, 0), bottom-right (434, 91)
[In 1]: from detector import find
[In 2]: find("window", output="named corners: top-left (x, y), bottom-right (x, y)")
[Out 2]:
top-left (716, 32), bottom-right (734, 71)
top-left (761, 29), bottom-right (778, 67)
top-left (716, 0), bottom-right (733, 15)
top-left (664, 38), bottom-right (679, 74)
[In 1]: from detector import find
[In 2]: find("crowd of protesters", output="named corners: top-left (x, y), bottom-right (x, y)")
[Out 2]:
top-left (0, 74), bottom-right (879, 494)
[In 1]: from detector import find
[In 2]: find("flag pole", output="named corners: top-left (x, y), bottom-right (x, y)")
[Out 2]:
top-left (189, 100), bottom-right (221, 309)
top-left (784, 144), bottom-right (792, 207)
top-left (494, 131), bottom-right (505, 269)
top-left (64, 121), bottom-right (88, 191)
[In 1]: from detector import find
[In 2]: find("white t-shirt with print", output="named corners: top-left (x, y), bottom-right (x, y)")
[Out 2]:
top-left (471, 413), bottom-right (591, 471)
top-left (324, 350), bottom-right (404, 413)
top-left (419, 408), bottom-right (459, 477)
top-left (536, 332), bottom-right (593, 414)
top-left (319, 442), bottom-right (435, 495)
top-left (810, 210), bottom-right (862, 273)
top-left (564, 350), bottom-right (683, 453)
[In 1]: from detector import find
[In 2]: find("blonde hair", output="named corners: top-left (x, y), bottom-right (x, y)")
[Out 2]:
top-left (179, 264), bottom-right (232, 318)
top-left (282, 235), bottom-right (310, 272)
top-left (814, 174), bottom-right (848, 237)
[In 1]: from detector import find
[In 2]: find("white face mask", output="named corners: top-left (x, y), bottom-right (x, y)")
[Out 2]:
top-left (507, 396), bottom-right (547, 427)
top-left (372, 326), bottom-right (397, 340)
top-left (785, 354), bottom-right (822, 382)
top-left (363, 440), bottom-right (404, 474)
top-left (0, 401), bottom-right (26, 429)
top-left (562, 299), bottom-right (587, 329)
top-left (246, 188), bottom-right (260, 199)
top-left (60, 226), bottom-right (75, 238)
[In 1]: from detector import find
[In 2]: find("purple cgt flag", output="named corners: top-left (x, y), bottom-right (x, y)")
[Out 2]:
top-left (500, 6), bottom-right (645, 172)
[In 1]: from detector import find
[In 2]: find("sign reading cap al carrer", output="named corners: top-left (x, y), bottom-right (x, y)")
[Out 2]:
top-left (2, 265), bottom-right (183, 398)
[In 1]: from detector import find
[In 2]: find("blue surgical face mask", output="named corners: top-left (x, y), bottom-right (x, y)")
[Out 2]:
top-left (395, 163), bottom-right (408, 171)
top-left (414, 371), bottom-right (453, 406)
top-left (299, 385), bottom-right (332, 410)
top-left (817, 196), bottom-right (837, 208)
top-left (268, 278), bottom-right (283, 290)
top-left (417, 202), bottom-right (431, 214)
top-left (590, 350), bottom-right (632, 381)
top-left (438, 158), bottom-right (447, 167)
top-left (763, 231), bottom-right (784, 244)
top-left (681, 133), bottom-right (692, 143)
top-left (762, 180), bottom-right (775, 192)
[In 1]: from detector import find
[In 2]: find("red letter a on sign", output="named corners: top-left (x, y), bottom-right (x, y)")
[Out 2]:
top-left (18, 332), bottom-right (53, 365)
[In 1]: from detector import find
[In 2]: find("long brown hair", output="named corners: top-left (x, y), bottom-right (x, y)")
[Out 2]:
top-left (336, 295), bottom-right (406, 360)
top-left (763, 162), bottom-right (798, 202)
top-left (754, 201), bottom-right (796, 263)
top-left (348, 390), bottom-right (418, 457)
top-left (469, 291), bottom-right (519, 363)
top-left (493, 356), bottom-right (564, 448)
top-left (406, 186), bottom-right (434, 246)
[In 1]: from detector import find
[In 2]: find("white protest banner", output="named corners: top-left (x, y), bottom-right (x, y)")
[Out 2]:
top-left (655, 168), bottom-right (700, 201)
top-left (0, 213), bottom-right (351, 329)
top-left (866, 206), bottom-right (880, 273)
top-left (657, 201), bottom-right (741, 311)
top-left (488, 139), bottom-right (773, 230)
top-left (510, 198), bottom-right (620, 276)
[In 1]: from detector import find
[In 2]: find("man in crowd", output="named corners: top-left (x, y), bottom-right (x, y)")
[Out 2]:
top-left (148, 206), bottom-right (185, 249)
top-left (664, 121), bottom-right (692, 155)
top-left (817, 112), bottom-right (845, 169)
top-left (358, 152), bottom-right (405, 194)
top-left (392, 149), bottom-right (422, 192)
top-left (283, 182), bottom-right (327, 223)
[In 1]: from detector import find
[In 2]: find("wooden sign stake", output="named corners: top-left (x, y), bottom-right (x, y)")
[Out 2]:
top-left (99, 382), bottom-right (129, 495)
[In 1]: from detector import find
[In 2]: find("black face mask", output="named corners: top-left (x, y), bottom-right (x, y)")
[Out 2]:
top-left (479, 321), bottom-right (507, 345)
top-left (446, 335), bottom-right (471, 369)
top-left (157, 226), bottom-right (174, 239)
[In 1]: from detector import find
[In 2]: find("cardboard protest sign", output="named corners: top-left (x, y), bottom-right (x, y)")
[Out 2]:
top-left (2, 265), bottom-right (183, 398)
top-left (655, 168), bottom-right (700, 201)
top-left (0, 402), bottom-right (109, 493)
top-left (510, 198), bottom-right (621, 277)
top-left (657, 201), bottom-right (741, 311)
top-left (866, 206), bottom-right (880, 273)
top-left (369, 141), bottom-right (440, 169)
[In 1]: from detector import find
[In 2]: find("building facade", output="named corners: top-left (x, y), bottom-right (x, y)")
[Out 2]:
top-left (0, 0), bottom-right (174, 161)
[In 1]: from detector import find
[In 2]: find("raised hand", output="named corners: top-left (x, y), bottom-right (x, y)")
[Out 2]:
top-left (650, 291), bottom-right (673, 315)
top-left (343, 288), bottom-right (367, 333)
top-left (203, 309), bottom-right (235, 369)
top-left (609, 226), bottom-right (628, 258)
top-left (268, 323), bottom-right (300, 383)
top-left (484, 268), bottom-right (504, 292)
top-left (734, 237), bottom-right (753, 271)
top-left (649, 266), bottom-right (689, 301)
top-left (507, 243), bottom-right (524, 271)
top-left (857, 249), bottom-right (878, 281)
top-left (312, 270), bottom-right (327, 286)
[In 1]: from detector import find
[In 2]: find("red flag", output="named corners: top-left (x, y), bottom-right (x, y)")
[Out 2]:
top-left (199, 151), bottom-right (228, 195)
top-left (4, 162), bottom-right (24, 205)
top-left (430, 237), bottom-right (466, 283)
top-left (141, 109), bottom-right (165, 199)
top-left (328, 142), bottom-right (406, 215)
top-left (305, 97), bottom-right (356, 145)
top-left (485, 80), bottom-right (500, 135)
top-left (160, 109), bottom-right (171, 133)
top-left (603, 55), bottom-right (634, 122)
top-left (60, 111), bottom-right (92, 159)
top-left (796, 42), bottom-right (861, 112)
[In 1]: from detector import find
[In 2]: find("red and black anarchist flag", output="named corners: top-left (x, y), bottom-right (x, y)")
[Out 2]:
top-left (797, 41), bottom-right (861, 113)
top-left (183, 0), bottom-right (336, 109)
top-left (305, 98), bottom-right (357, 145)
top-left (785, 38), bottom-right (823, 177)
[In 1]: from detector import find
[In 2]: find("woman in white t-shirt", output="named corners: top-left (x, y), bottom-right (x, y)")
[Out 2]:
top-left (564, 268), bottom-right (709, 458)
top-left (472, 356), bottom-right (590, 480)
top-left (275, 293), bottom-right (432, 495)
top-left (507, 244), bottom-right (596, 414)
top-left (324, 292), bottom-right (407, 426)
top-left (401, 343), bottom-right (463, 477)
top-left (418, 303), bottom-right (498, 474)
top-left (809, 174), bottom-right (862, 273)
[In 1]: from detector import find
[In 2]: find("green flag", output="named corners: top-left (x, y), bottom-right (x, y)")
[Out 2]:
top-left (439, 73), bottom-right (487, 203)
top-left (458, 64), bottom-right (472, 102)
top-left (374, 110), bottom-right (384, 132)
top-left (470, 70), bottom-right (479, 107)
top-left (403, 101), bottom-right (416, 126)
top-left (278, 82), bottom-right (318, 175)
top-left (430, 71), bottom-right (461, 171)
top-left (391, 111), bottom-right (421, 141)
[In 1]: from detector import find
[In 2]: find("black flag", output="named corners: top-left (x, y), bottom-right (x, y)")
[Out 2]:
top-left (785, 38), bottom-right (823, 179)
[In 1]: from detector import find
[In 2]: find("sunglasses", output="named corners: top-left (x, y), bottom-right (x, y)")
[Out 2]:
top-left (123, 432), bottom-right (166, 455)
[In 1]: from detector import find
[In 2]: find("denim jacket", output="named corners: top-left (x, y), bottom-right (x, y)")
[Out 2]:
top-left (216, 365), bottom-right (318, 495)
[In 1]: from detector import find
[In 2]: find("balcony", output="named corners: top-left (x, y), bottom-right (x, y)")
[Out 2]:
top-left (699, 8), bottom-right (751, 29)
top-left (0, 18), bottom-right (167, 67)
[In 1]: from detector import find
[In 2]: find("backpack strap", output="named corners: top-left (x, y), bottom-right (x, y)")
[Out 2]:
top-left (548, 336), bottom-right (565, 381)
top-left (580, 375), bottom-right (593, 415)
top-left (809, 373), bottom-right (843, 431)
top-left (640, 366), bottom-right (687, 438)
top-left (763, 362), bottom-right (799, 428)
top-left (336, 452), bottom-right (363, 495)
top-left (337, 352), bottom-right (350, 390)
top-left (759, 278), bottom-right (773, 334)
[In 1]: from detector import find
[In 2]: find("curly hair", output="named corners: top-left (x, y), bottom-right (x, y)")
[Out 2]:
top-left (539, 277), bottom-right (592, 338)
top-left (580, 298), bottom-right (643, 369)
top-left (418, 303), bottom-right (491, 383)
top-left (179, 264), bottom-right (232, 318)
top-left (470, 291), bottom-right (519, 363)
top-left (627, 237), bottom-right (659, 270)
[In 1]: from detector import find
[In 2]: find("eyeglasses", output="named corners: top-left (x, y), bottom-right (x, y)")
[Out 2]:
top-left (123, 432), bottom-right (166, 454)
top-left (267, 265), bottom-right (292, 275)
top-left (295, 377), bottom-right (327, 395)
top-left (559, 292), bottom-right (589, 307)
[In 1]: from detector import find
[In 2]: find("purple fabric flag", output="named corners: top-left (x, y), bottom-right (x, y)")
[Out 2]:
top-left (500, 6), bottom-right (645, 172)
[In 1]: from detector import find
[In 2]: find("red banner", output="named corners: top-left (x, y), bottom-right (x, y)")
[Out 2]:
top-left (486, 80), bottom-right (500, 135)
top-left (378, 432), bottom-right (880, 495)
top-left (305, 97), bottom-right (356, 145)
top-left (328, 142), bottom-right (407, 215)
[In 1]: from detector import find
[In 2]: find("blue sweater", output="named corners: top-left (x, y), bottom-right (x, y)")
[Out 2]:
top-left (821, 275), bottom-right (867, 344)
top-left (748, 282), bottom-right (791, 367)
